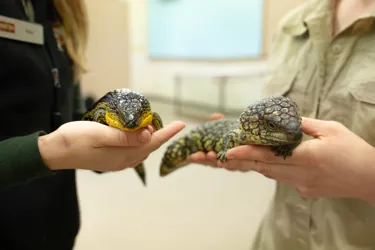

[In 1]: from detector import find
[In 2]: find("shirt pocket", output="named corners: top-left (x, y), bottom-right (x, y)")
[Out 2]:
top-left (348, 80), bottom-right (375, 105)
top-left (347, 79), bottom-right (375, 145)
top-left (262, 70), bottom-right (298, 97)
top-left (261, 69), bottom-right (308, 114)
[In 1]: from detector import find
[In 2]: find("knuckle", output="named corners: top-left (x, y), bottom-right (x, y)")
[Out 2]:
top-left (258, 166), bottom-right (272, 175)
top-left (297, 186), bottom-right (311, 197)
top-left (118, 131), bottom-right (129, 146)
top-left (297, 179), bottom-right (317, 198)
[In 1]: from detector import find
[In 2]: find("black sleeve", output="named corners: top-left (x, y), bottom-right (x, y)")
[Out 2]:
top-left (0, 131), bottom-right (54, 191)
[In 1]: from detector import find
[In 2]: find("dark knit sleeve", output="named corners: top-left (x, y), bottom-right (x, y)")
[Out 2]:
top-left (0, 131), bottom-right (54, 190)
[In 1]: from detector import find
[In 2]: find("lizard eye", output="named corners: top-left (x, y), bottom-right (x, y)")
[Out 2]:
top-left (267, 121), bottom-right (277, 130)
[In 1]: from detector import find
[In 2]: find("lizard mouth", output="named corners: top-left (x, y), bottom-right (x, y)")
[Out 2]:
top-left (263, 131), bottom-right (302, 145)
top-left (105, 111), bottom-right (153, 131)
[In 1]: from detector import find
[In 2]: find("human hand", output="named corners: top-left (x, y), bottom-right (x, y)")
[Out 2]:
top-left (38, 120), bottom-right (185, 172)
top-left (186, 112), bottom-right (225, 167)
top-left (218, 117), bottom-right (375, 202)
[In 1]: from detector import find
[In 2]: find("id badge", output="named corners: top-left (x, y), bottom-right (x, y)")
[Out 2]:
top-left (0, 15), bottom-right (43, 45)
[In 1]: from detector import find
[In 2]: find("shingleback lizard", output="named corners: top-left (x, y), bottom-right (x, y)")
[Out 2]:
top-left (82, 88), bottom-right (163, 185)
top-left (159, 96), bottom-right (303, 177)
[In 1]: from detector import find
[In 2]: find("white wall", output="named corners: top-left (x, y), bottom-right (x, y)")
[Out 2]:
top-left (80, 0), bottom-right (130, 97)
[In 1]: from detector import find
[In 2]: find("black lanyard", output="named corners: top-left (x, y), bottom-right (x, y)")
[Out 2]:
top-left (21, 0), bottom-right (65, 130)
top-left (42, 22), bottom-right (63, 130)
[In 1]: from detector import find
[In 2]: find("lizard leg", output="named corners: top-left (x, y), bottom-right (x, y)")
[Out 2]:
top-left (270, 143), bottom-right (298, 159)
top-left (152, 112), bottom-right (163, 130)
top-left (217, 129), bottom-right (242, 163)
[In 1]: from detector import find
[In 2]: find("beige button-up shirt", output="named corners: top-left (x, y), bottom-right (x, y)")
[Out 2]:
top-left (253, 0), bottom-right (375, 249)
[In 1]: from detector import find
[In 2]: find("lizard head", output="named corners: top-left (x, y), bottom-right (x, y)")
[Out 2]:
top-left (104, 88), bottom-right (153, 131)
top-left (239, 96), bottom-right (303, 146)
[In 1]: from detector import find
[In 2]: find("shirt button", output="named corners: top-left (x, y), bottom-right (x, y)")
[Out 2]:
top-left (332, 44), bottom-right (342, 54)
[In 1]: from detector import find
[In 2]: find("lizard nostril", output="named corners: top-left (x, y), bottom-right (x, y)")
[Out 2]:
top-left (285, 128), bottom-right (302, 141)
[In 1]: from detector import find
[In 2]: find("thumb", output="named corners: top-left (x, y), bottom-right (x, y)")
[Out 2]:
top-left (301, 117), bottom-right (334, 138)
top-left (210, 112), bottom-right (225, 120)
top-left (97, 125), bottom-right (152, 147)
top-left (144, 121), bottom-right (186, 152)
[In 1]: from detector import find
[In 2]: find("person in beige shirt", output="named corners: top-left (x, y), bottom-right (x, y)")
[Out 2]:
top-left (188, 0), bottom-right (375, 249)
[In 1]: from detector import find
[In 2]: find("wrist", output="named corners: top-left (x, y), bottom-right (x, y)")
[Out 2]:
top-left (360, 147), bottom-right (375, 204)
top-left (38, 131), bottom-right (68, 171)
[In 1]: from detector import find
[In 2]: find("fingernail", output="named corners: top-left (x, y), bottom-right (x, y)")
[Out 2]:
top-left (138, 129), bottom-right (151, 143)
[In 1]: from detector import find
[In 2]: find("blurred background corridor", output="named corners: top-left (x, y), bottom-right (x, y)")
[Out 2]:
top-left (75, 0), bottom-right (304, 249)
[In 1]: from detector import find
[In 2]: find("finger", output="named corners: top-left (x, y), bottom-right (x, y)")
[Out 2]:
top-left (145, 121), bottom-right (186, 152)
top-left (225, 143), bottom-right (309, 166)
top-left (206, 151), bottom-right (217, 160)
top-left (95, 125), bottom-right (152, 147)
top-left (219, 159), bottom-right (307, 181)
top-left (301, 117), bottom-right (341, 138)
top-left (186, 152), bottom-right (207, 162)
top-left (187, 152), bottom-right (218, 167)
top-left (209, 113), bottom-right (225, 120)
top-left (190, 159), bottom-right (217, 167)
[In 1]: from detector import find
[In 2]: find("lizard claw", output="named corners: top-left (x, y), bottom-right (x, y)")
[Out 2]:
top-left (217, 150), bottom-right (227, 163)
top-left (270, 145), bottom-right (294, 159)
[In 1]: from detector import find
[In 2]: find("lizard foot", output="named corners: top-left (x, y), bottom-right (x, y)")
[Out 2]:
top-left (217, 150), bottom-right (228, 163)
top-left (270, 145), bottom-right (295, 159)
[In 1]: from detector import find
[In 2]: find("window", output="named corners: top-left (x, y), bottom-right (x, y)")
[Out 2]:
top-left (147, 0), bottom-right (264, 59)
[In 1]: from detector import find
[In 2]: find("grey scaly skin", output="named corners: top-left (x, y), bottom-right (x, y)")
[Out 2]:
top-left (159, 96), bottom-right (303, 177)
top-left (82, 88), bottom-right (163, 185)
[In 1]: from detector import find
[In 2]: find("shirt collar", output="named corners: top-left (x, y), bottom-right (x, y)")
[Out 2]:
top-left (280, 0), bottom-right (375, 37)
top-left (280, 0), bottom-right (332, 37)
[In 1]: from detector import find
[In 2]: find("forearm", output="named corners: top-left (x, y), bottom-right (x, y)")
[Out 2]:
top-left (0, 132), bottom-right (54, 191)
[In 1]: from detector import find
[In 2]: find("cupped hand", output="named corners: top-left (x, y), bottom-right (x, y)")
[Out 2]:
top-left (38, 120), bottom-right (185, 172)
top-left (219, 117), bottom-right (375, 202)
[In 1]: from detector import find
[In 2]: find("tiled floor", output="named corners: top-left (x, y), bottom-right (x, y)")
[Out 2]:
top-left (73, 102), bottom-right (276, 250)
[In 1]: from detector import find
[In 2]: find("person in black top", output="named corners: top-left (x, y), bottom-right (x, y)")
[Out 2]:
top-left (0, 1), bottom-right (185, 249)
